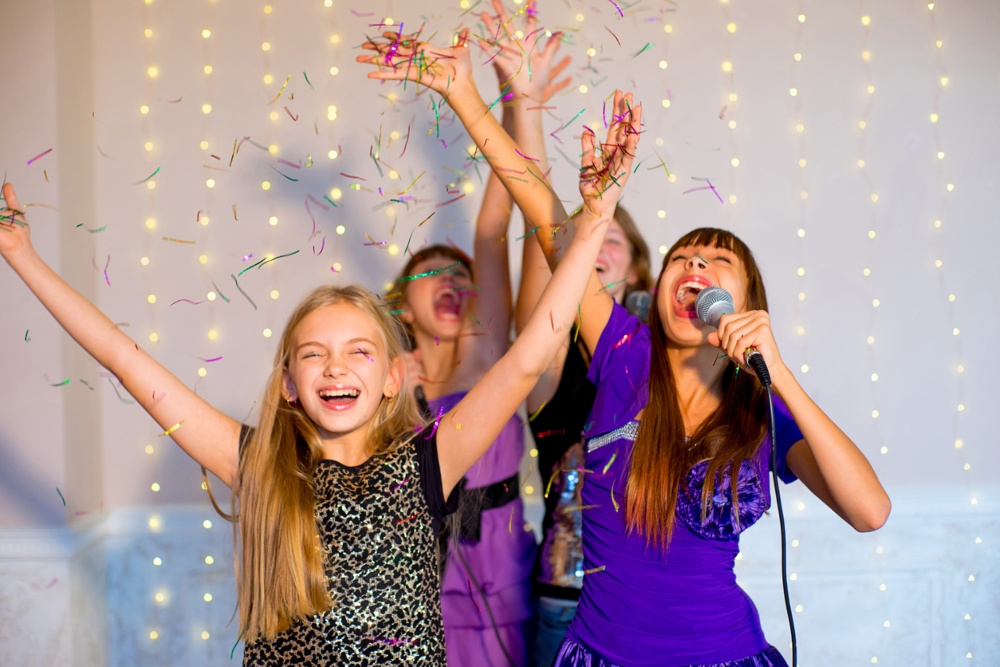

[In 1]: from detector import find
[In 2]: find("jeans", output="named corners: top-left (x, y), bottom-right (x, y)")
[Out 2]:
top-left (532, 597), bottom-right (579, 667)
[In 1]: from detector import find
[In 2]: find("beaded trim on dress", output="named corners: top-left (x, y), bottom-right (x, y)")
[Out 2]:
top-left (586, 421), bottom-right (639, 452)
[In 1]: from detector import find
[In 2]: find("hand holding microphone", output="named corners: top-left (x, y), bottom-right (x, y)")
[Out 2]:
top-left (694, 286), bottom-right (773, 387)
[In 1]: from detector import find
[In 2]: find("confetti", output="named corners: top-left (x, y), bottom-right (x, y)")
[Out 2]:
top-left (268, 74), bottom-right (292, 104)
top-left (162, 236), bottom-right (196, 244)
top-left (613, 333), bottom-right (632, 349)
top-left (391, 477), bottom-right (411, 493)
top-left (232, 204), bottom-right (238, 221)
top-left (631, 43), bottom-right (653, 59)
top-left (170, 298), bottom-right (209, 306)
top-left (528, 401), bottom-right (547, 422)
top-left (428, 406), bottom-right (446, 438)
top-left (159, 420), bottom-right (184, 437)
top-left (611, 479), bottom-right (620, 512)
top-left (134, 167), bottom-right (160, 185)
top-left (400, 171), bottom-right (426, 195)
top-left (584, 565), bottom-right (607, 575)
top-left (682, 178), bottom-right (724, 204)
top-left (600, 278), bottom-right (627, 293)
top-left (312, 236), bottom-right (326, 255)
top-left (230, 274), bottom-right (257, 310)
top-left (74, 223), bottom-right (107, 233)
top-left (200, 356), bottom-right (223, 363)
top-left (394, 511), bottom-right (422, 524)
top-left (606, 0), bottom-right (624, 17)
top-left (211, 281), bottom-right (230, 303)
top-left (105, 376), bottom-right (136, 404)
top-left (283, 106), bottom-right (299, 122)
top-left (24, 330), bottom-right (30, 342)
top-left (400, 125), bottom-right (412, 158)
top-left (302, 71), bottom-right (314, 89)
top-left (269, 165), bottom-right (299, 182)
top-left (604, 25), bottom-right (622, 46)
top-left (366, 636), bottom-right (417, 646)
top-left (466, 578), bottom-right (482, 613)
top-left (435, 193), bottom-right (466, 208)
top-left (397, 261), bottom-right (461, 282)
top-left (27, 148), bottom-right (53, 166)
top-left (51, 378), bottom-right (71, 387)
top-left (602, 449), bottom-right (618, 475)
top-left (56, 487), bottom-right (66, 506)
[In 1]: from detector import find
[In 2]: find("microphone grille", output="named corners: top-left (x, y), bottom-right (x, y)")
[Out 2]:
top-left (695, 286), bottom-right (734, 327)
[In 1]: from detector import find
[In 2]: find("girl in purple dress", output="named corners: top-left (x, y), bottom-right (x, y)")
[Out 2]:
top-left (546, 225), bottom-right (890, 666)
top-left (361, 29), bottom-right (890, 667)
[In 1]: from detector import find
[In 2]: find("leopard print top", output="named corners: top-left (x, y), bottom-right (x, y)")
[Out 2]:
top-left (243, 433), bottom-right (450, 666)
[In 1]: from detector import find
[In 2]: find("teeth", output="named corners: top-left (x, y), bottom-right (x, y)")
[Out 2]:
top-left (319, 389), bottom-right (359, 398)
top-left (675, 281), bottom-right (708, 301)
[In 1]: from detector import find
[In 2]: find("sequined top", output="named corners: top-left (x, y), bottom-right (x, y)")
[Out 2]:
top-left (567, 303), bottom-right (803, 666)
top-left (242, 427), bottom-right (457, 666)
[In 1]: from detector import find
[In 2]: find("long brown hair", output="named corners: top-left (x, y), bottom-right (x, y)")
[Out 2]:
top-left (625, 228), bottom-right (769, 550)
top-left (232, 284), bottom-right (423, 641)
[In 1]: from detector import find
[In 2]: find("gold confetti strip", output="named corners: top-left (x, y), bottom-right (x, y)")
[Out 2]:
top-left (158, 420), bottom-right (184, 437)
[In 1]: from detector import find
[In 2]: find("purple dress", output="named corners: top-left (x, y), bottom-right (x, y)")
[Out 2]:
top-left (429, 391), bottom-right (536, 667)
top-left (555, 303), bottom-right (802, 667)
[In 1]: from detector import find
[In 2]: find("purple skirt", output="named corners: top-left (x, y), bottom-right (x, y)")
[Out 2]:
top-left (553, 636), bottom-right (789, 667)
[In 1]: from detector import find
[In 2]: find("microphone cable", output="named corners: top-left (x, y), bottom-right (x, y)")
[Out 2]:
top-left (765, 384), bottom-right (798, 666)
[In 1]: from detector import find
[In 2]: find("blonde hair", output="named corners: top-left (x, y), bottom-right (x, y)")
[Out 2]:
top-left (230, 284), bottom-right (423, 642)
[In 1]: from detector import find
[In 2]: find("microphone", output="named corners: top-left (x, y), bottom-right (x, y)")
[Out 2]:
top-left (625, 290), bottom-right (652, 321)
top-left (694, 287), bottom-right (771, 386)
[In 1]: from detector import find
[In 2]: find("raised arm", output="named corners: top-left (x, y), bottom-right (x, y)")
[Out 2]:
top-left (481, 0), bottom-right (574, 409)
top-left (465, 109), bottom-right (515, 366)
top-left (712, 308), bottom-right (891, 532)
top-left (442, 103), bottom-right (640, 493)
top-left (359, 27), bottom-right (625, 357)
top-left (1, 183), bottom-right (241, 486)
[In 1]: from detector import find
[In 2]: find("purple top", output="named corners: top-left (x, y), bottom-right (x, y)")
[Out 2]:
top-left (429, 391), bottom-right (535, 628)
top-left (567, 303), bottom-right (802, 666)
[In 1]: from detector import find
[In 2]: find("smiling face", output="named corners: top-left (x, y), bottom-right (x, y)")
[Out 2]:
top-left (281, 302), bottom-right (403, 444)
top-left (399, 254), bottom-right (474, 340)
top-left (657, 244), bottom-right (749, 343)
top-left (596, 219), bottom-right (636, 303)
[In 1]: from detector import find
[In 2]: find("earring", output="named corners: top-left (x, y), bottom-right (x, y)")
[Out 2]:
top-left (385, 394), bottom-right (394, 403)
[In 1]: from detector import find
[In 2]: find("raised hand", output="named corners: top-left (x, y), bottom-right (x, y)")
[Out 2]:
top-left (0, 182), bottom-right (31, 259)
top-left (358, 26), bottom-right (476, 99)
top-left (578, 90), bottom-right (642, 221)
top-left (480, 0), bottom-right (572, 104)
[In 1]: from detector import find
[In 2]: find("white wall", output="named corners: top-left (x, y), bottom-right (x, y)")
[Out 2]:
top-left (0, 0), bottom-right (997, 664)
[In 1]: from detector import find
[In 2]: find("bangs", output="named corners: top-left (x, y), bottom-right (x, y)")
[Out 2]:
top-left (661, 227), bottom-right (753, 271)
top-left (401, 244), bottom-right (473, 280)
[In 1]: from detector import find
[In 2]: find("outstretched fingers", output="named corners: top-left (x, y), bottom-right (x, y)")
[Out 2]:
top-left (1, 182), bottom-right (26, 227)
